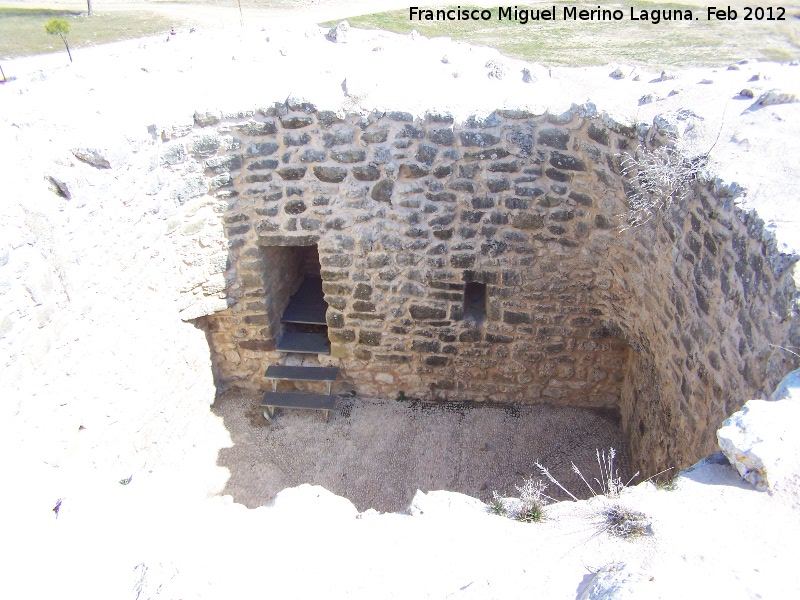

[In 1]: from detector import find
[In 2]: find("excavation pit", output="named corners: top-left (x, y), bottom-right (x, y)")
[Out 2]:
top-left (189, 105), bottom-right (799, 482)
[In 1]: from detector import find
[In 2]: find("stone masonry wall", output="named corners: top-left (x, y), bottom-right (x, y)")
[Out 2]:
top-left (160, 102), bottom-right (799, 476)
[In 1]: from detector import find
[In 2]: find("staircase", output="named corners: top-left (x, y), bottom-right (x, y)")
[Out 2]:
top-left (261, 365), bottom-right (340, 422)
top-left (264, 278), bottom-right (338, 421)
top-left (276, 277), bottom-right (330, 355)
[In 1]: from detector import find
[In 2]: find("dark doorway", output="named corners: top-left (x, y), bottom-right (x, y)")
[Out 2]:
top-left (275, 245), bottom-right (330, 355)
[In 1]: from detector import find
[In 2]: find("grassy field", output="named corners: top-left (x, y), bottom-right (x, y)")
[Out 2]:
top-left (1, 2), bottom-right (797, 65)
top-left (325, 3), bottom-right (800, 67)
top-left (0, 8), bottom-right (174, 59)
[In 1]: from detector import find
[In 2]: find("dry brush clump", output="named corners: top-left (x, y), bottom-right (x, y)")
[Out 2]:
top-left (618, 144), bottom-right (706, 230)
top-left (489, 448), bottom-right (654, 539)
top-left (601, 505), bottom-right (651, 539)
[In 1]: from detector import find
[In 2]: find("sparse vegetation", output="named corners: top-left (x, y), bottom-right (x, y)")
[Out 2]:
top-left (514, 477), bottom-right (548, 522)
top-left (488, 491), bottom-right (507, 516)
top-left (619, 145), bottom-right (706, 230)
top-left (45, 18), bottom-right (72, 62)
top-left (491, 448), bottom-right (645, 525)
top-left (536, 447), bottom-right (639, 501)
top-left (601, 504), bottom-right (651, 538)
top-left (0, 9), bottom-right (174, 59)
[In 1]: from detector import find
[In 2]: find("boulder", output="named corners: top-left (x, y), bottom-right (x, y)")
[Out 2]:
top-left (755, 89), bottom-right (799, 107)
top-left (407, 490), bottom-right (488, 517)
top-left (576, 562), bottom-right (658, 600)
top-left (268, 484), bottom-right (358, 519)
top-left (609, 67), bottom-right (625, 80)
top-left (717, 369), bottom-right (800, 495)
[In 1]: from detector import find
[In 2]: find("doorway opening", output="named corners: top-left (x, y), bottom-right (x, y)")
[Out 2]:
top-left (273, 245), bottom-right (330, 355)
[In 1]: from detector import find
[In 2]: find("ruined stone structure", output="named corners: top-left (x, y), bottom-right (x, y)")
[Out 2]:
top-left (162, 102), bottom-right (799, 477)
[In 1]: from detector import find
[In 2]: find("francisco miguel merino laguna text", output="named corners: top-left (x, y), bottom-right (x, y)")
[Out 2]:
top-left (409, 6), bottom-right (699, 25)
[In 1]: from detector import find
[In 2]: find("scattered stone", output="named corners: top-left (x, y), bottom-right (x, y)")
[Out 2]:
top-left (609, 67), bottom-right (625, 79)
top-left (325, 21), bottom-right (349, 44)
top-left (485, 60), bottom-right (507, 80)
top-left (739, 89), bottom-right (755, 98)
top-left (754, 89), bottom-right (799, 107)
top-left (45, 174), bottom-right (70, 199)
top-left (71, 147), bottom-right (112, 169)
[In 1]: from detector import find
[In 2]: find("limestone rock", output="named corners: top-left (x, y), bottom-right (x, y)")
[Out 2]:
top-left (770, 370), bottom-right (800, 401)
top-left (576, 563), bottom-right (657, 599)
top-left (485, 60), bottom-right (507, 80)
top-left (45, 174), bottom-right (70, 199)
top-left (717, 370), bottom-right (800, 493)
top-left (326, 20), bottom-right (349, 44)
top-left (71, 147), bottom-right (111, 169)
top-left (521, 68), bottom-right (534, 83)
top-left (407, 490), bottom-right (488, 517)
top-left (755, 89), bottom-right (799, 107)
top-left (268, 484), bottom-right (358, 519)
top-left (609, 68), bottom-right (625, 80)
top-left (179, 297), bottom-right (229, 321)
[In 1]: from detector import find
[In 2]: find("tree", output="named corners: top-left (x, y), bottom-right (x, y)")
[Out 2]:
top-left (44, 18), bottom-right (72, 63)
top-left (87, 1), bottom-right (92, 16)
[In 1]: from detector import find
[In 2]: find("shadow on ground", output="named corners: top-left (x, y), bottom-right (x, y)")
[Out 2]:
top-left (213, 389), bottom-right (631, 512)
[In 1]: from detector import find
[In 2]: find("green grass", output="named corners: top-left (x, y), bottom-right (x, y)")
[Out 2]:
top-left (0, 8), bottom-right (174, 59)
top-left (323, 2), bottom-right (800, 67)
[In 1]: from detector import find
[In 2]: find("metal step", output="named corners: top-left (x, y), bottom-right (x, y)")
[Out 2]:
top-left (261, 391), bottom-right (337, 422)
top-left (275, 331), bottom-right (330, 355)
top-left (282, 277), bottom-right (327, 325)
top-left (265, 365), bottom-right (339, 382)
top-left (265, 365), bottom-right (339, 394)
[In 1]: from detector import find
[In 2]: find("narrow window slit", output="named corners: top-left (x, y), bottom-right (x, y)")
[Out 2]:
top-left (463, 282), bottom-right (487, 325)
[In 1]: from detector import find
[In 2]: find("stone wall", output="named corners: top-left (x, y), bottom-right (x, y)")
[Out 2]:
top-left (160, 102), bottom-right (799, 477)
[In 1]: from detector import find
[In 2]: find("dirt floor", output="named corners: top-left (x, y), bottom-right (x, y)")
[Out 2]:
top-left (213, 389), bottom-right (632, 512)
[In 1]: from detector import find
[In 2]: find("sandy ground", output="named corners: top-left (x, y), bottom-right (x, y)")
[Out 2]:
top-left (214, 390), bottom-right (631, 511)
